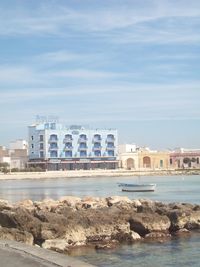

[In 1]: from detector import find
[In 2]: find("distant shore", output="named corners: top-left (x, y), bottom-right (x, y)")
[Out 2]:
top-left (0, 169), bottom-right (200, 180)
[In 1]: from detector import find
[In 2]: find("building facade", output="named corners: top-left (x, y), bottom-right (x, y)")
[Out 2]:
top-left (138, 148), bottom-right (170, 170)
top-left (119, 144), bottom-right (139, 170)
top-left (170, 148), bottom-right (200, 169)
top-left (28, 122), bottom-right (118, 170)
top-left (119, 145), bottom-right (170, 170)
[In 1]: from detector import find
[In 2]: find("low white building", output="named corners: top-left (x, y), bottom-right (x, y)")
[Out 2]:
top-left (118, 144), bottom-right (139, 170)
top-left (9, 139), bottom-right (28, 150)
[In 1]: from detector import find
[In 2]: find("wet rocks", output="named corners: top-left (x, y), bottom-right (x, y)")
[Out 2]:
top-left (0, 196), bottom-right (199, 253)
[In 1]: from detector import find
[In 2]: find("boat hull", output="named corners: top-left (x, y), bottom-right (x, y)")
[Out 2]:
top-left (119, 183), bottom-right (156, 192)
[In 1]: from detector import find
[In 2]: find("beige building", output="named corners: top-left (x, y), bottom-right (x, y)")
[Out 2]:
top-left (119, 144), bottom-right (139, 170)
top-left (119, 144), bottom-right (170, 170)
top-left (138, 148), bottom-right (170, 170)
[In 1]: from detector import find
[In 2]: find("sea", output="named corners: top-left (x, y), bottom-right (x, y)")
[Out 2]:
top-left (0, 175), bottom-right (200, 266)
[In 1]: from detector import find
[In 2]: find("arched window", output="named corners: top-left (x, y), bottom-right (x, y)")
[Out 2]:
top-left (50, 134), bottom-right (58, 141)
top-left (126, 158), bottom-right (135, 170)
top-left (143, 156), bottom-right (151, 168)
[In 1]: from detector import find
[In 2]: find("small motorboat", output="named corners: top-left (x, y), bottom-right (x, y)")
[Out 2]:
top-left (118, 183), bottom-right (156, 192)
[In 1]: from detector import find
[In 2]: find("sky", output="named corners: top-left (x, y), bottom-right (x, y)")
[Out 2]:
top-left (0, 0), bottom-right (200, 149)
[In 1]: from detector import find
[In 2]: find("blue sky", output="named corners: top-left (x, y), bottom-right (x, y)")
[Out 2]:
top-left (1, 0), bottom-right (200, 149)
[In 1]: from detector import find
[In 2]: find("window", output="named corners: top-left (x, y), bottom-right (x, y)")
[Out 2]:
top-left (80, 151), bottom-right (87, 157)
top-left (108, 150), bottom-right (114, 156)
top-left (40, 143), bottom-right (44, 150)
top-left (50, 151), bottom-right (58, 158)
top-left (197, 158), bottom-right (199, 164)
top-left (94, 150), bottom-right (101, 157)
top-left (65, 151), bottom-right (72, 158)
top-left (50, 142), bottom-right (58, 149)
top-left (40, 151), bottom-right (44, 158)
top-left (170, 159), bottom-right (173, 165)
top-left (40, 135), bottom-right (44, 141)
top-left (50, 134), bottom-right (58, 141)
top-left (31, 144), bottom-right (34, 149)
top-left (160, 160), bottom-right (163, 168)
top-left (31, 136), bottom-right (34, 140)
top-left (94, 134), bottom-right (101, 141)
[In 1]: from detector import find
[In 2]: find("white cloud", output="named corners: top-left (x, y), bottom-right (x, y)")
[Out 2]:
top-left (0, 1), bottom-right (199, 45)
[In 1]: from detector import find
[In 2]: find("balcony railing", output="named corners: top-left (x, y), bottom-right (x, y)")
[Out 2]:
top-left (78, 146), bottom-right (88, 151)
top-left (106, 146), bottom-right (115, 150)
top-left (49, 146), bottom-right (59, 150)
top-left (93, 137), bottom-right (102, 142)
top-left (49, 139), bottom-right (58, 143)
top-left (64, 146), bottom-right (73, 151)
top-left (63, 138), bottom-right (73, 143)
top-left (93, 146), bottom-right (102, 151)
top-left (78, 138), bottom-right (88, 143)
top-left (106, 137), bottom-right (115, 142)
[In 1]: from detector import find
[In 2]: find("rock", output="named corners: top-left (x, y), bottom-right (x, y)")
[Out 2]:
top-left (0, 208), bottom-right (41, 241)
top-left (168, 210), bottom-right (200, 231)
top-left (59, 196), bottom-right (81, 208)
top-left (174, 228), bottom-right (190, 236)
top-left (129, 213), bottom-right (171, 237)
top-left (145, 231), bottom-right (171, 240)
top-left (42, 239), bottom-right (69, 252)
top-left (34, 199), bottom-right (59, 212)
top-left (95, 240), bottom-right (119, 250)
top-left (81, 197), bottom-right (107, 210)
top-left (114, 230), bottom-right (141, 243)
top-left (15, 199), bottom-right (34, 211)
top-left (0, 227), bottom-right (34, 245)
top-left (132, 199), bottom-right (142, 207)
top-left (0, 199), bottom-right (12, 211)
top-left (106, 196), bottom-right (132, 207)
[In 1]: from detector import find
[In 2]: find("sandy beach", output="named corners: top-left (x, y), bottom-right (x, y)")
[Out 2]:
top-left (0, 169), bottom-right (199, 180)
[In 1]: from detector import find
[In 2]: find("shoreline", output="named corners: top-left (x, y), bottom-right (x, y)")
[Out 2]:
top-left (0, 169), bottom-right (200, 180)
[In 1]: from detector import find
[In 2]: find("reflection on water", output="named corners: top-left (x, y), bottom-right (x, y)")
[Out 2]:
top-left (0, 175), bottom-right (199, 203)
top-left (77, 232), bottom-right (200, 267)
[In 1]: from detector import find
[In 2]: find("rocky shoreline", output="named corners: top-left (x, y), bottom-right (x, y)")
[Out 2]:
top-left (0, 196), bottom-right (200, 253)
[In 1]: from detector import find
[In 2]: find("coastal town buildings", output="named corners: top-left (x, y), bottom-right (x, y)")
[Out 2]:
top-left (170, 148), bottom-right (200, 169)
top-left (0, 146), bottom-right (10, 165)
top-left (119, 144), bottom-right (170, 170)
top-left (28, 122), bottom-right (118, 170)
top-left (119, 144), bottom-right (139, 170)
top-left (0, 140), bottom-right (28, 170)
top-left (9, 139), bottom-right (28, 170)
top-left (138, 147), bottom-right (170, 170)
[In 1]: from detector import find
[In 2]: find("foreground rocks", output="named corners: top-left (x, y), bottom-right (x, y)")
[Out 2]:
top-left (0, 196), bottom-right (199, 253)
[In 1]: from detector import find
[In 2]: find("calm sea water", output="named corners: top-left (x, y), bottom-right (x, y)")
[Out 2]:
top-left (0, 175), bottom-right (200, 267)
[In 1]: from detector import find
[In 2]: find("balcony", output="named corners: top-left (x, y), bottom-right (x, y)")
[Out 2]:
top-left (49, 138), bottom-right (58, 143)
top-left (49, 147), bottom-right (59, 151)
top-left (64, 146), bottom-right (73, 151)
top-left (93, 135), bottom-right (102, 142)
top-left (63, 138), bottom-right (73, 143)
top-left (93, 146), bottom-right (102, 151)
top-left (78, 138), bottom-right (88, 143)
top-left (106, 146), bottom-right (115, 150)
top-left (78, 146), bottom-right (88, 151)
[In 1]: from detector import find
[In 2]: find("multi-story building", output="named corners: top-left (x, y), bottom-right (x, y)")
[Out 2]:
top-left (28, 122), bottom-right (118, 170)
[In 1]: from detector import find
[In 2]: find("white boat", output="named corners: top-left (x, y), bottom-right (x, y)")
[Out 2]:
top-left (118, 183), bottom-right (156, 192)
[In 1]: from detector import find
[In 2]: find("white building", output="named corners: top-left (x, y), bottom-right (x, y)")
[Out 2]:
top-left (118, 144), bottom-right (139, 170)
top-left (9, 139), bottom-right (28, 150)
top-left (28, 122), bottom-right (119, 170)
